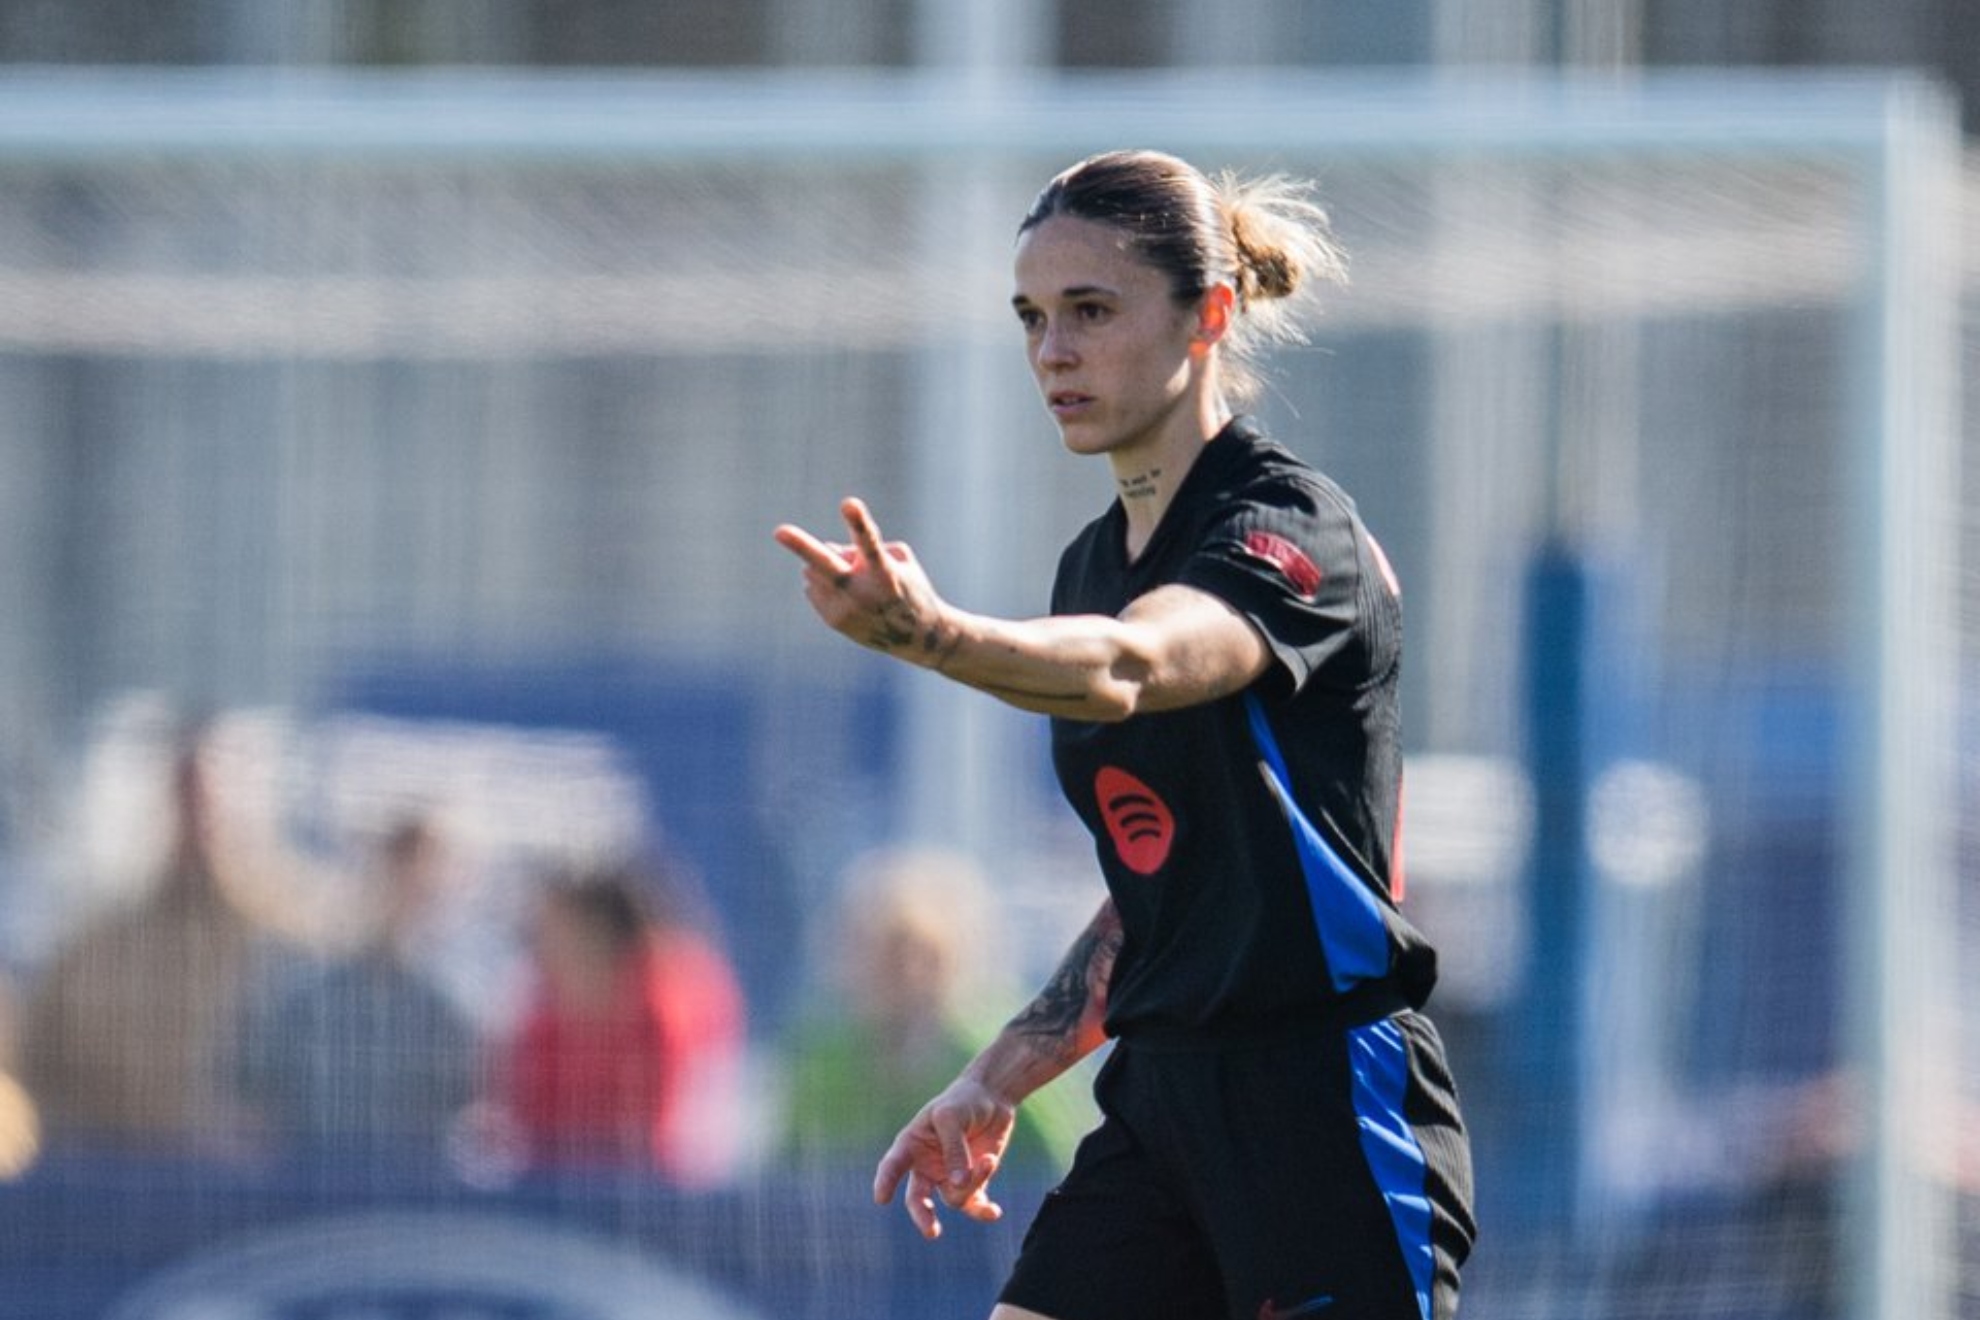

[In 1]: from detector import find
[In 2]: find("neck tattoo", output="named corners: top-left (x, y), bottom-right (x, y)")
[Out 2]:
top-left (1118, 468), bottom-right (1163, 501)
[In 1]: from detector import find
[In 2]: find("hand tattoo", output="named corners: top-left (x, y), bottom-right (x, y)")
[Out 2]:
top-left (862, 600), bottom-right (920, 652)
top-left (862, 596), bottom-right (961, 671)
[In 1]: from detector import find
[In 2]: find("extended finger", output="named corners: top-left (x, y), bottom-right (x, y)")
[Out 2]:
top-left (839, 498), bottom-right (891, 570)
top-left (773, 523), bottom-right (854, 580)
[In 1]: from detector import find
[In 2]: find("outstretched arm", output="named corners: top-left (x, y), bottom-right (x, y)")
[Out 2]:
top-left (872, 898), bottom-right (1123, 1239)
top-left (774, 498), bottom-right (1270, 721)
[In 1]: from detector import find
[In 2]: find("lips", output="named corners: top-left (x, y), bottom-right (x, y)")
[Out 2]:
top-left (1048, 390), bottom-right (1093, 415)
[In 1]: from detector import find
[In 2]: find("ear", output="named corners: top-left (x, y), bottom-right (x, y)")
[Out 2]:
top-left (1192, 283), bottom-right (1235, 350)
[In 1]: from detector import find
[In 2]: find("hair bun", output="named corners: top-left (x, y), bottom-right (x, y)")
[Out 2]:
top-left (1230, 211), bottom-right (1301, 304)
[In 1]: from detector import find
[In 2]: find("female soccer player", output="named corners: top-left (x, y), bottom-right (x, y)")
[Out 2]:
top-left (774, 149), bottom-right (1475, 1320)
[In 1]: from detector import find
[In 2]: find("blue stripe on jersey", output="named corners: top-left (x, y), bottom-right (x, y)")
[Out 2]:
top-left (1243, 693), bottom-right (1390, 992)
top-left (1349, 1018), bottom-right (1436, 1320)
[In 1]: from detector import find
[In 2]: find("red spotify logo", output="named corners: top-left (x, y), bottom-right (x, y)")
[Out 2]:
top-left (1095, 766), bottom-right (1175, 876)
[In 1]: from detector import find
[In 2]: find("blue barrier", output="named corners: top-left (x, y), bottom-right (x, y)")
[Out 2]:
top-left (0, 1150), bottom-right (1043, 1320)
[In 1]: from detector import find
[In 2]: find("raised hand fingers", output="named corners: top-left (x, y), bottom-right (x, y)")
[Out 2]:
top-left (839, 497), bottom-right (889, 571)
top-left (782, 500), bottom-right (946, 661)
top-left (772, 523), bottom-right (854, 582)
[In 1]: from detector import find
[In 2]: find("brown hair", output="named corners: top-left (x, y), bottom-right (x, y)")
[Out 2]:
top-left (1018, 149), bottom-right (1348, 408)
top-left (543, 862), bottom-right (655, 958)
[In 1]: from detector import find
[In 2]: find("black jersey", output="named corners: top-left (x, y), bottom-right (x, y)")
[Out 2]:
top-left (1049, 416), bottom-right (1438, 1040)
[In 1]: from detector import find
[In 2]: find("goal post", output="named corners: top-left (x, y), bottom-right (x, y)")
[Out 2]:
top-left (1840, 73), bottom-right (1962, 1320)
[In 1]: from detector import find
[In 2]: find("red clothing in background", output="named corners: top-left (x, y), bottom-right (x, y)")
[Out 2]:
top-left (507, 929), bottom-right (744, 1181)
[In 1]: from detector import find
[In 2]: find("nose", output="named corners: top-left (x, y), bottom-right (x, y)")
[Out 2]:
top-left (1036, 321), bottom-right (1077, 370)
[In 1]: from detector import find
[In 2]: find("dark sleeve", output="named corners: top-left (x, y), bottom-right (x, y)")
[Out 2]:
top-left (1175, 481), bottom-right (1397, 694)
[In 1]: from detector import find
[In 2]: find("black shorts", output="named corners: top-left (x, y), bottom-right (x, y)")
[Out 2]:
top-left (999, 1011), bottom-right (1475, 1320)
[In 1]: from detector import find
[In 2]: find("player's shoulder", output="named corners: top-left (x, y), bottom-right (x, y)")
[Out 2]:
top-left (1204, 422), bottom-right (1359, 532)
top-left (1191, 425), bottom-right (1384, 601)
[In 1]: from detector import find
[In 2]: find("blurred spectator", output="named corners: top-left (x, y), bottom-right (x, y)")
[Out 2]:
top-left (777, 846), bottom-right (1090, 1176)
top-left (236, 812), bottom-right (480, 1167)
top-left (19, 727), bottom-right (294, 1161)
top-left (491, 856), bottom-right (746, 1183)
top-left (0, 970), bottom-right (40, 1178)
top-left (1604, 1070), bottom-right (1980, 1318)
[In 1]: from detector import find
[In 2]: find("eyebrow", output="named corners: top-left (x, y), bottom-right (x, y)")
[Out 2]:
top-left (1010, 283), bottom-right (1119, 309)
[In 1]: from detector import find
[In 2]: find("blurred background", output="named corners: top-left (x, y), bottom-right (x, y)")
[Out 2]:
top-left (0, 2), bottom-right (1973, 1317)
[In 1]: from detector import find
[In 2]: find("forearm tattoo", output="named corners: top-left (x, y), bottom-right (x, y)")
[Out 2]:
top-left (1009, 902), bottom-right (1123, 1059)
